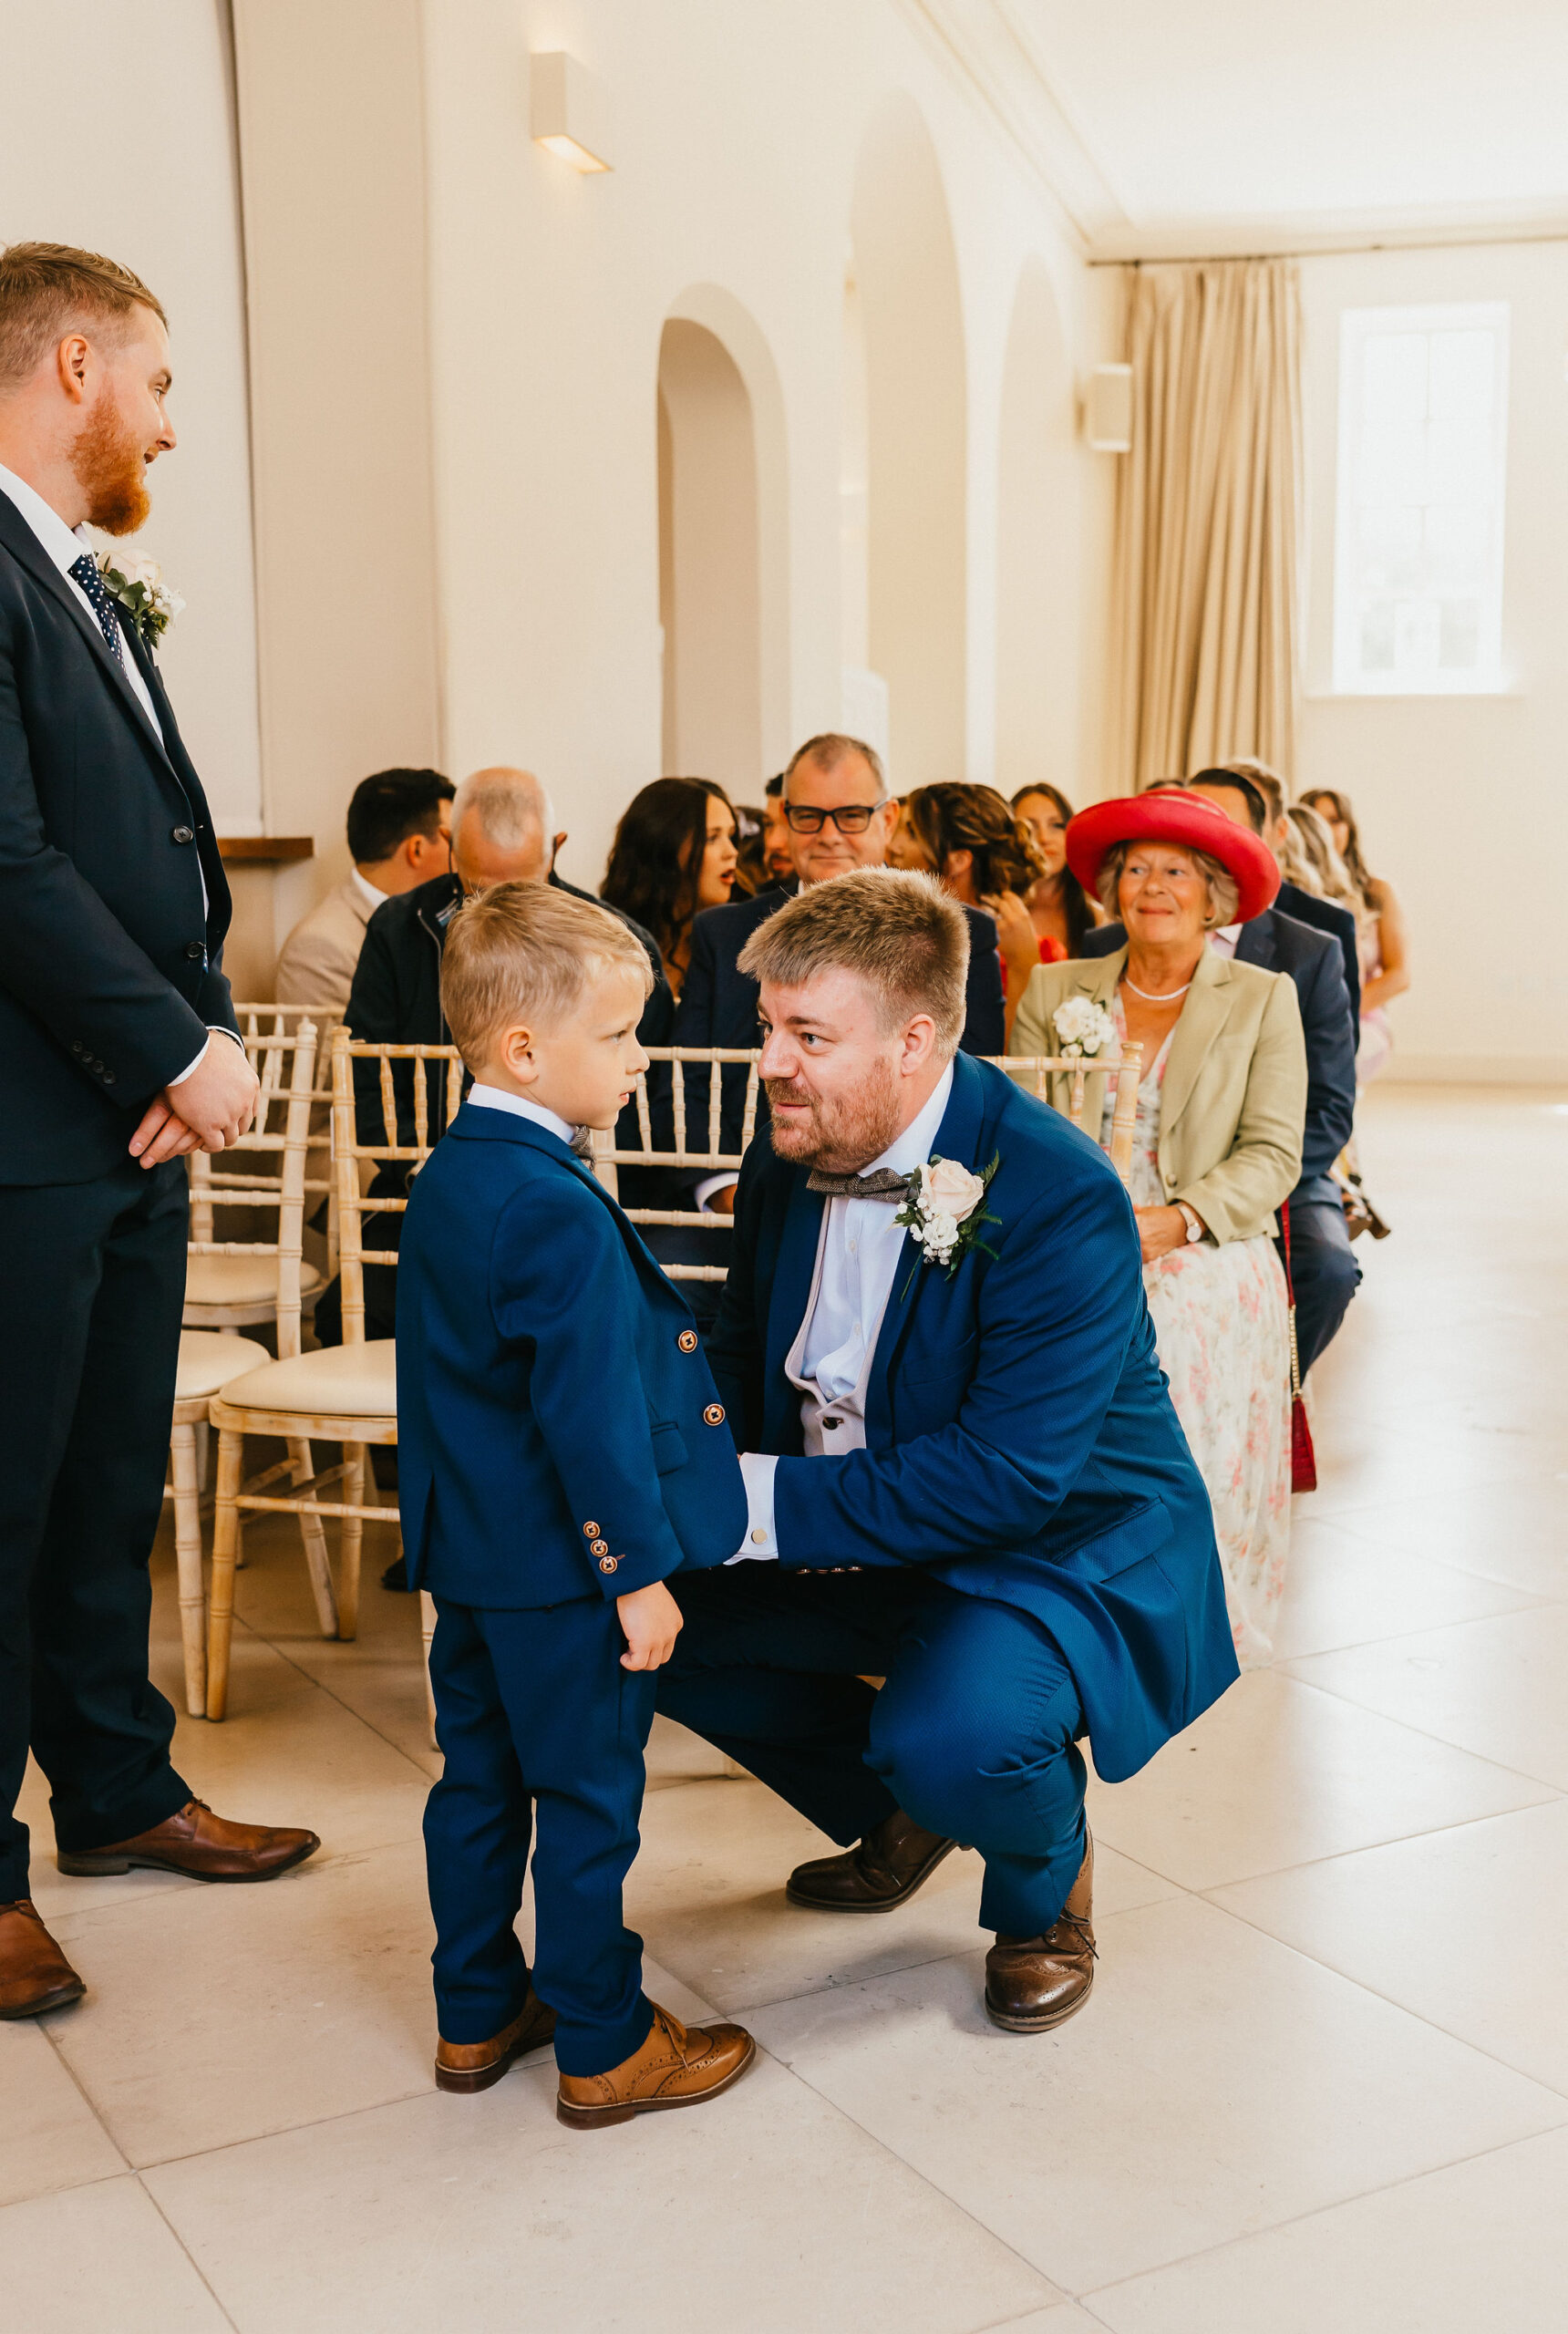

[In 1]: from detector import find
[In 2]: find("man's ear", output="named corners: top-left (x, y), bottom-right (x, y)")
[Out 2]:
top-left (550, 831), bottom-right (568, 871)
top-left (57, 334), bottom-right (91, 404)
top-left (900, 1014), bottom-right (938, 1073)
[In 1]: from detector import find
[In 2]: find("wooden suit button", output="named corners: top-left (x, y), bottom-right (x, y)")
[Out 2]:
top-left (677, 1329), bottom-right (698, 1353)
top-left (590, 1539), bottom-right (609, 1556)
top-left (583, 1522), bottom-right (600, 1537)
top-left (703, 1403), bottom-right (726, 1426)
top-left (598, 1554), bottom-right (618, 1575)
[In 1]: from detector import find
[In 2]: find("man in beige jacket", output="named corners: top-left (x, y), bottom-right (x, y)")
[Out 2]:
top-left (274, 768), bottom-right (454, 1014)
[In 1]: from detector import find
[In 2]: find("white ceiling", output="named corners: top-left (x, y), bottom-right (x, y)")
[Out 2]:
top-left (910, 0), bottom-right (1568, 256)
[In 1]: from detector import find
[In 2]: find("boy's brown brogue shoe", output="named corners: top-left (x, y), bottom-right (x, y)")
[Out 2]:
top-left (984, 1833), bottom-right (1097, 2034)
top-left (556, 2001), bottom-right (755, 2130)
top-left (435, 1990), bottom-right (559, 2093)
top-left (0, 1900), bottom-right (86, 2019)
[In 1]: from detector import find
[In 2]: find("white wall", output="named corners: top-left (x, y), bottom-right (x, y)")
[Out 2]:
top-left (1297, 240), bottom-right (1568, 1079)
top-left (0, 0), bottom-right (262, 830)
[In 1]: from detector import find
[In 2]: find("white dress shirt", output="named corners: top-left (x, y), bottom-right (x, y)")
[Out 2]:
top-left (466, 1084), bottom-right (578, 1145)
top-left (348, 866), bottom-right (390, 919)
top-left (1209, 922), bottom-right (1242, 960)
top-left (730, 1061), bottom-right (955, 1561)
top-left (0, 461), bottom-right (241, 1089)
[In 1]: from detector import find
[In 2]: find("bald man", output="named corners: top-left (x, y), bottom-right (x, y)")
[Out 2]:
top-left (315, 768), bottom-right (672, 1350)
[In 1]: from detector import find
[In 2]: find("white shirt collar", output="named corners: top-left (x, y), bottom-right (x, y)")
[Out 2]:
top-left (0, 460), bottom-right (95, 576)
top-left (348, 866), bottom-right (388, 917)
top-left (466, 1084), bottom-right (578, 1147)
top-left (1209, 922), bottom-right (1243, 961)
top-left (864, 1060), bottom-right (954, 1181)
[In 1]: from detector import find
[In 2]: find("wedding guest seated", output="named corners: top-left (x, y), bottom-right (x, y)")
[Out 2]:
top-left (886, 782), bottom-right (1045, 1041)
top-left (399, 880), bottom-right (754, 2122)
top-left (1218, 760), bottom-right (1361, 1022)
top-left (1011, 783), bottom-right (1105, 962)
top-left (759, 771), bottom-right (793, 887)
top-left (273, 768), bottom-right (454, 1016)
top-left (1282, 799), bottom-right (1358, 914)
top-left (1300, 786), bottom-right (1410, 1086)
top-left (315, 766), bottom-right (670, 1348)
top-left (1082, 766), bottom-right (1360, 1376)
top-left (600, 777), bottom-right (742, 1001)
top-left (1015, 790), bottom-right (1306, 1667)
top-left (674, 734), bottom-right (1006, 1219)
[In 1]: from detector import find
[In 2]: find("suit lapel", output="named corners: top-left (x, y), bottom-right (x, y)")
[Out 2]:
top-left (864, 1054), bottom-right (988, 1439)
top-left (768, 1173), bottom-right (827, 1393)
top-left (0, 501), bottom-right (180, 777)
top-left (1159, 945), bottom-right (1233, 1140)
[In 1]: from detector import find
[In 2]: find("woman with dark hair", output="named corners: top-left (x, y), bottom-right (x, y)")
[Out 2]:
top-left (887, 781), bottom-right (1046, 1040)
top-left (1299, 786), bottom-right (1409, 1084)
top-left (1011, 783), bottom-right (1104, 962)
top-left (601, 777), bottom-right (741, 1000)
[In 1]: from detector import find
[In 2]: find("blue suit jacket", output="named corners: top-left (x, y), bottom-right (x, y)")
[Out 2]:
top-left (708, 1054), bottom-right (1239, 1781)
top-left (1084, 907), bottom-right (1356, 1197)
top-left (397, 1102), bottom-right (748, 1608)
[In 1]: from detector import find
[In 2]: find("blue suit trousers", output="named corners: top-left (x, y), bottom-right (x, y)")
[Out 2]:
top-left (660, 1570), bottom-right (1088, 1936)
top-left (423, 1596), bottom-right (657, 2077)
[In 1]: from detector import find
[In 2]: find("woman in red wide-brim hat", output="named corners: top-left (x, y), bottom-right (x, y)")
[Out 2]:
top-left (1009, 786), bottom-right (1306, 1669)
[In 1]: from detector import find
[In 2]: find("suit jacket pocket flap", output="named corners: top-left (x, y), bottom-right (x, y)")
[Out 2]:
top-left (649, 1420), bottom-right (689, 1475)
top-left (1049, 1494), bottom-right (1173, 1583)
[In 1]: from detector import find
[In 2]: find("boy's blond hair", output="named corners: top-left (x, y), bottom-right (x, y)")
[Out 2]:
top-left (440, 881), bottom-right (651, 1068)
top-left (738, 867), bottom-right (969, 1052)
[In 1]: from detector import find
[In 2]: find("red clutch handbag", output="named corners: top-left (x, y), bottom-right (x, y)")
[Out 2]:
top-left (1280, 1201), bottom-right (1317, 1493)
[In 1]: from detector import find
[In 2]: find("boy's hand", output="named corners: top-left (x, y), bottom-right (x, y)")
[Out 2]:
top-left (616, 1579), bottom-right (683, 1671)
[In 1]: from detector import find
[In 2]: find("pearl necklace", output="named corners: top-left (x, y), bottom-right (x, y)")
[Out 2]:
top-left (1122, 976), bottom-right (1192, 1002)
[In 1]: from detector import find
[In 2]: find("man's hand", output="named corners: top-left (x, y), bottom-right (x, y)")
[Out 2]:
top-left (131, 1036), bottom-right (260, 1167)
top-left (616, 1579), bottom-right (684, 1670)
top-left (1134, 1203), bottom-right (1194, 1265)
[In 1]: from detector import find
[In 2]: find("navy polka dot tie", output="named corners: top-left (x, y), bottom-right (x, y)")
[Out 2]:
top-left (68, 553), bottom-right (125, 666)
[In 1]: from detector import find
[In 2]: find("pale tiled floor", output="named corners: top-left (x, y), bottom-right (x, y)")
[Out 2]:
top-left (7, 1085), bottom-right (1567, 2333)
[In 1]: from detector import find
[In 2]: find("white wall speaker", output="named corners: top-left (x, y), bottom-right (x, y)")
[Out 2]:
top-left (1084, 363), bottom-right (1134, 453)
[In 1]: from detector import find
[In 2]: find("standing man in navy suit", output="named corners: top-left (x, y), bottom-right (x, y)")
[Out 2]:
top-left (659, 870), bottom-right (1237, 2033)
top-left (0, 244), bottom-right (318, 2023)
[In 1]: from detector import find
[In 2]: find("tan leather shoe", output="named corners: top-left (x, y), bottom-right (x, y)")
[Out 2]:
top-left (0, 1900), bottom-right (86, 2019)
top-left (436, 1990), bottom-right (558, 2093)
top-left (557, 2000), bottom-right (755, 2129)
top-left (56, 1799), bottom-right (320, 1884)
top-left (985, 1833), bottom-right (1097, 2034)
top-left (786, 1806), bottom-right (957, 1914)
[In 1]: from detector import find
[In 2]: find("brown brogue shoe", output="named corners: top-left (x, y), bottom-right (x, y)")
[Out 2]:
top-left (0, 1900), bottom-right (86, 2019)
top-left (57, 1800), bottom-right (320, 1884)
top-left (985, 1833), bottom-right (1097, 2034)
top-left (436, 1990), bottom-right (558, 2093)
top-left (556, 2000), bottom-right (755, 2130)
top-left (786, 1806), bottom-right (957, 1914)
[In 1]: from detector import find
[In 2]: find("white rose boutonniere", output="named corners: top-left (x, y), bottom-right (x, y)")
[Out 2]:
top-left (895, 1152), bottom-right (1002, 1292)
top-left (96, 553), bottom-right (184, 651)
top-left (1051, 997), bottom-right (1118, 1060)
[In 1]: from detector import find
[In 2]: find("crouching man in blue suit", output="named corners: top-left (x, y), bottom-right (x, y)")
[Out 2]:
top-left (658, 869), bottom-right (1239, 2032)
top-left (397, 883), bottom-right (756, 2127)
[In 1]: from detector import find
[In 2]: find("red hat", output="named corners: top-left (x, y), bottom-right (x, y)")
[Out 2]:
top-left (1065, 787), bottom-right (1281, 924)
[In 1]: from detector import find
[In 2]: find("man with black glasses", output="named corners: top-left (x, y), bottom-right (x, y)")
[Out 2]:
top-left (672, 734), bottom-right (1005, 1215)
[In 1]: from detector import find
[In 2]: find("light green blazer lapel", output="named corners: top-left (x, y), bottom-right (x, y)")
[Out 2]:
top-left (1158, 945), bottom-right (1233, 1145)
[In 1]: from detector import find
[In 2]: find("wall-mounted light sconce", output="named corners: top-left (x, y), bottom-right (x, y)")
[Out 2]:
top-left (1084, 363), bottom-right (1133, 452)
top-left (531, 51), bottom-right (613, 173)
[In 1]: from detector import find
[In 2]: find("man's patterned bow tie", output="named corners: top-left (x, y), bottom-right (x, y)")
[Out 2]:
top-left (804, 1167), bottom-right (913, 1201)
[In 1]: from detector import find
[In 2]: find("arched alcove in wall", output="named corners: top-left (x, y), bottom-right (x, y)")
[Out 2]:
top-left (850, 94), bottom-right (967, 787)
top-left (655, 290), bottom-right (790, 790)
top-left (995, 259), bottom-right (1083, 798)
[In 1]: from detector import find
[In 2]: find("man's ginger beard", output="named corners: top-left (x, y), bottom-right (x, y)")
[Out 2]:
top-left (71, 392), bottom-right (150, 536)
top-left (766, 1053), bottom-right (904, 1175)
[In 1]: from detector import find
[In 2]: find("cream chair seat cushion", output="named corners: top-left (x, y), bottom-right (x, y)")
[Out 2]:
top-left (176, 1331), bottom-right (271, 1400)
top-left (185, 1255), bottom-right (324, 1307)
top-left (219, 1339), bottom-right (397, 1419)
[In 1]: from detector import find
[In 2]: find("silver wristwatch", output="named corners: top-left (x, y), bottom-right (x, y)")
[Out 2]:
top-left (1177, 1202), bottom-right (1205, 1244)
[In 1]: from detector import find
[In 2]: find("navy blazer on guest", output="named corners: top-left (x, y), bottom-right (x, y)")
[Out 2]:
top-left (708, 1052), bottom-right (1239, 1781)
top-left (0, 491), bottom-right (236, 1183)
top-left (1274, 879), bottom-right (1360, 1028)
top-left (1083, 907), bottom-right (1356, 1196)
top-left (397, 1100), bottom-right (748, 1610)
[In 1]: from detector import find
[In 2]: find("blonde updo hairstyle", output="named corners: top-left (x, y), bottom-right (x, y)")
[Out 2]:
top-left (1095, 840), bottom-right (1241, 932)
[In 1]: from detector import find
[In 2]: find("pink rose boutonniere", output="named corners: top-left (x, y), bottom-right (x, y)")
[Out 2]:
top-left (895, 1152), bottom-right (1002, 1293)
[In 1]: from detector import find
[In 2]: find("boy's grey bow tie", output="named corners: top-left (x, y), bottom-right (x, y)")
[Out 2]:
top-left (570, 1127), bottom-right (595, 1162)
top-left (805, 1166), bottom-right (912, 1202)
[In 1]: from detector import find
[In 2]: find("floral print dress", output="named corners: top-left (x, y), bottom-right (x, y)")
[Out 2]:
top-left (1102, 1006), bottom-right (1293, 1668)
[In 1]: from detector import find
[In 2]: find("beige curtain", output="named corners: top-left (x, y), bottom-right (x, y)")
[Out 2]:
top-left (1109, 259), bottom-right (1304, 792)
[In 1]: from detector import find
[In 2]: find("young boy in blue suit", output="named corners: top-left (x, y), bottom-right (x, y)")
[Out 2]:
top-left (397, 882), bottom-right (755, 2128)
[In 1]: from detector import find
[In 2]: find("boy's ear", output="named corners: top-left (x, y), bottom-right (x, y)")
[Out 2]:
top-left (495, 1020), bottom-right (539, 1084)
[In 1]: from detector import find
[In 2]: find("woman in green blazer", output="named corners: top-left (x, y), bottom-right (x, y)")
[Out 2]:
top-left (1010, 790), bottom-right (1307, 1668)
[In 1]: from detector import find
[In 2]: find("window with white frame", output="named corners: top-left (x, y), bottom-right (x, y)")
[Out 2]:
top-left (1333, 302), bottom-right (1510, 694)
